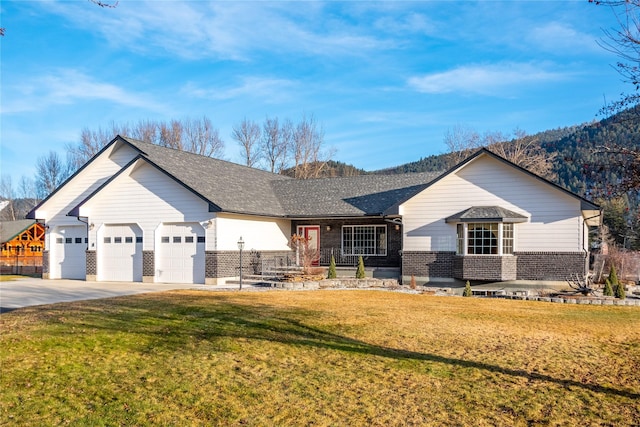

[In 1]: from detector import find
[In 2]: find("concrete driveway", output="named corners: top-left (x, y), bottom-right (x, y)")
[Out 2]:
top-left (0, 277), bottom-right (221, 313)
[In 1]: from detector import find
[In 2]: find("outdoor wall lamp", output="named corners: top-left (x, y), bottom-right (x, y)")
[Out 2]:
top-left (326, 225), bottom-right (331, 231)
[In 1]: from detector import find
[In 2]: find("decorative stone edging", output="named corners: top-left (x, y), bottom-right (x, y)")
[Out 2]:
top-left (504, 295), bottom-right (640, 306)
top-left (255, 278), bottom-right (640, 306)
top-left (268, 278), bottom-right (400, 290)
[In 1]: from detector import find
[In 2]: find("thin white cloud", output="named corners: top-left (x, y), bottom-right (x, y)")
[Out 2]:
top-left (2, 69), bottom-right (163, 114)
top-left (527, 22), bottom-right (599, 54)
top-left (41, 1), bottom-right (388, 61)
top-left (407, 62), bottom-right (570, 96)
top-left (181, 76), bottom-right (298, 102)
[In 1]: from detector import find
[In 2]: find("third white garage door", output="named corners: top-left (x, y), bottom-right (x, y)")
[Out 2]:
top-left (99, 224), bottom-right (143, 282)
top-left (156, 223), bottom-right (205, 284)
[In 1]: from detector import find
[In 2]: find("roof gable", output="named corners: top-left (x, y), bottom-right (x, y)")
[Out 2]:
top-left (0, 220), bottom-right (38, 243)
top-left (27, 136), bottom-right (141, 220)
top-left (68, 156), bottom-right (221, 217)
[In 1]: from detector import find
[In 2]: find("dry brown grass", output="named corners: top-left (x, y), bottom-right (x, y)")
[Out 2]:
top-left (1, 290), bottom-right (639, 426)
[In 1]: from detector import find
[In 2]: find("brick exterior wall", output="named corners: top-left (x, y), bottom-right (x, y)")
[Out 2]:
top-left (86, 250), bottom-right (97, 276)
top-left (403, 251), bottom-right (587, 282)
top-left (293, 218), bottom-right (403, 267)
top-left (206, 250), bottom-right (293, 279)
top-left (515, 252), bottom-right (587, 281)
top-left (402, 251), bottom-right (455, 278)
top-left (453, 255), bottom-right (517, 281)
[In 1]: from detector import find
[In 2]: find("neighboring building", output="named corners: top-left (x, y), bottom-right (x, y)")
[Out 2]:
top-left (0, 219), bottom-right (45, 274)
top-left (27, 135), bottom-right (601, 285)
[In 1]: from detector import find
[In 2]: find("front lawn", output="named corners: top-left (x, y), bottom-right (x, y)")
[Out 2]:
top-left (1, 290), bottom-right (639, 426)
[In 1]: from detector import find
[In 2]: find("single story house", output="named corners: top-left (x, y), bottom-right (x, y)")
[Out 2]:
top-left (27, 135), bottom-right (601, 285)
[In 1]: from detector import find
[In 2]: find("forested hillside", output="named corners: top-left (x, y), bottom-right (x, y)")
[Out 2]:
top-left (371, 111), bottom-right (640, 200)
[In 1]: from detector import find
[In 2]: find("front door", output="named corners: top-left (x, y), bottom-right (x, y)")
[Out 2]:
top-left (296, 225), bottom-right (320, 267)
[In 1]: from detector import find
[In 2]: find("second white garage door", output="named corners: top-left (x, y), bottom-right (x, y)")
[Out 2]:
top-left (99, 224), bottom-right (143, 282)
top-left (156, 223), bottom-right (205, 284)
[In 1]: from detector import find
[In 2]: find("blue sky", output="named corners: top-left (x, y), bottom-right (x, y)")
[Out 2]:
top-left (0, 0), bottom-right (629, 185)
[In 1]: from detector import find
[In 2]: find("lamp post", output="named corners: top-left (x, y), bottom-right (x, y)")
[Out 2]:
top-left (237, 236), bottom-right (245, 290)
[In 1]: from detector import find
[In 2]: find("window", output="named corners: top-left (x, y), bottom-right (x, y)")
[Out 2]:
top-left (185, 236), bottom-right (194, 243)
top-left (56, 238), bottom-right (63, 244)
top-left (342, 225), bottom-right (387, 256)
top-left (161, 236), bottom-right (170, 243)
top-left (502, 223), bottom-right (514, 255)
top-left (197, 236), bottom-right (205, 243)
top-left (125, 237), bottom-right (133, 243)
top-left (136, 236), bottom-right (143, 243)
top-left (65, 238), bottom-right (72, 244)
top-left (75, 237), bottom-right (82, 244)
top-left (173, 236), bottom-right (181, 243)
top-left (104, 237), bottom-right (111, 244)
top-left (114, 237), bottom-right (122, 243)
top-left (468, 223), bottom-right (498, 255)
top-left (456, 223), bottom-right (514, 255)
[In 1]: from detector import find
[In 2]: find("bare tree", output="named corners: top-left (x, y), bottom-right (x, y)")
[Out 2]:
top-left (486, 129), bottom-right (557, 180)
top-left (67, 122), bottom-right (132, 168)
top-left (589, 0), bottom-right (640, 192)
top-left (17, 176), bottom-right (37, 202)
top-left (89, 0), bottom-right (119, 8)
top-left (444, 126), bottom-right (556, 179)
top-left (182, 116), bottom-right (225, 158)
top-left (36, 151), bottom-right (70, 199)
top-left (0, 175), bottom-right (17, 221)
top-left (443, 124), bottom-right (482, 168)
top-left (291, 114), bottom-right (333, 179)
top-left (591, 0), bottom-right (640, 114)
top-left (261, 117), bottom-right (290, 173)
top-left (129, 119), bottom-right (159, 144)
top-left (158, 120), bottom-right (183, 150)
top-left (232, 118), bottom-right (262, 167)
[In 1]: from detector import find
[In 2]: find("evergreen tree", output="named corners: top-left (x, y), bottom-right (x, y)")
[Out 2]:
top-left (327, 255), bottom-right (337, 279)
top-left (463, 281), bottom-right (472, 297)
top-left (603, 278), bottom-right (614, 297)
top-left (608, 264), bottom-right (620, 289)
top-left (615, 282), bottom-right (626, 299)
top-left (356, 256), bottom-right (365, 279)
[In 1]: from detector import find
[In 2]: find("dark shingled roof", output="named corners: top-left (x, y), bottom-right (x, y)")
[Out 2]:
top-left (273, 173), bottom-right (440, 217)
top-left (122, 137), bottom-right (292, 217)
top-left (0, 220), bottom-right (37, 243)
top-left (120, 136), bottom-right (442, 218)
top-left (445, 206), bottom-right (529, 223)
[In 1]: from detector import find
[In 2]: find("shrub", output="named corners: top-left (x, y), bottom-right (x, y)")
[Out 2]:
top-left (356, 256), bottom-right (365, 279)
top-left (603, 278), bottom-right (614, 297)
top-left (608, 264), bottom-right (620, 288)
top-left (615, 282), bottom-right (626, 299)
top-left (463, 281), bottom-right (472, 297)
top-left (327, 255), bottom-right (337, 279)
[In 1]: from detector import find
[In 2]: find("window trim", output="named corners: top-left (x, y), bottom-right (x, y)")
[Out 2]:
top-left (341, 224), bottom-right (387, 257)
top-left (455, 222), bottom-right (515, 256)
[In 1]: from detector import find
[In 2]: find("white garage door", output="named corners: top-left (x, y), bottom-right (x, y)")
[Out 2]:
top-left (99, 224), bottom-right (143, 282)
top-left (156, 223), bottom-right (205, 284)
top-left (51, 225), bottom-right (86, 280)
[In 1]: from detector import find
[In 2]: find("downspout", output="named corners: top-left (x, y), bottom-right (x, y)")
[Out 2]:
top-left (76, 216), bottom-right (90, 250)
